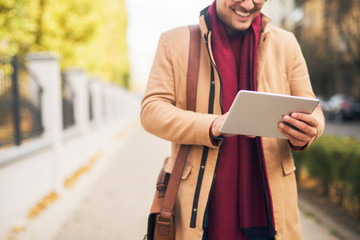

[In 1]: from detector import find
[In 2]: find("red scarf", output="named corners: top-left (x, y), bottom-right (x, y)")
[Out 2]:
top-left (206, 2), bottom-right (276, 239)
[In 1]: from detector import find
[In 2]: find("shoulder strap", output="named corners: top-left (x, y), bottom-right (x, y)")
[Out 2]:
top-left (186, 25), bottom-right (201, 111)
top-left (157, 25), bottom-right (201, 235)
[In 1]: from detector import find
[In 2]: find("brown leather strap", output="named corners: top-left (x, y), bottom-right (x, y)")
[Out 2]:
top-left (158, 25), bottom-right (201, 235)
top-left (186, 25), bottom-right (201, 111)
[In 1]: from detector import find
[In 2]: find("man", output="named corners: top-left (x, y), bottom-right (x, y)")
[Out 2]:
top-left (141, 0), bottom-right (325, 239)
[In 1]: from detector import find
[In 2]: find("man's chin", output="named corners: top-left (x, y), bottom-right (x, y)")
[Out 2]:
top-left (228, 23), bottom-right (251, 33)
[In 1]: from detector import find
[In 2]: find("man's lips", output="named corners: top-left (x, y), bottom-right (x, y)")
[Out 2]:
top-left (233, 9), bottom-right (251, 17)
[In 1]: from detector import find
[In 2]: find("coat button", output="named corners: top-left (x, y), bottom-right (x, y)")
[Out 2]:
top-left (193, 208), bottom-right (197, 212)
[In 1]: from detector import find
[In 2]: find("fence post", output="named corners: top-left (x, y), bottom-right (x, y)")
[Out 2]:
top-left (88, 78), bottom-right (103, 127)
top-left (63, 68), bottom-right (89, 134)
top-left (11, 56), bottom-right (21, 146)
top-left (26, 52), bottom-right (63, 191)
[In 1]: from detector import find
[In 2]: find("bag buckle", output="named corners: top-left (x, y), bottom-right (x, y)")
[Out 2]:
top-left (156, 214), bottom-right (173, 235)
top-left (156, 214), bottom-right (173, 225)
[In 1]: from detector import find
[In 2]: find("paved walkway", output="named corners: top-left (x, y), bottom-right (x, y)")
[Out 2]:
top-left (52, 122), bottom-right (345, 240)
top-left (55, 121), bottom-right (170, 240)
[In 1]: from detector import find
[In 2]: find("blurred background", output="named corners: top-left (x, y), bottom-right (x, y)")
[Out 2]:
top-left (0, 0), bottom-right (359, 239)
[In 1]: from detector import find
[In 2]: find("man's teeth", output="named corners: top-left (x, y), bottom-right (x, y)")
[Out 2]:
top-left (234, 10), bottom-right (250, 17)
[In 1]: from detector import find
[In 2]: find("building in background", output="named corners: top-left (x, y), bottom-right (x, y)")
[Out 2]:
top-left (293, 0), bottom-right (360, 99)
top-left (262, 0), bottom-right (299, 29)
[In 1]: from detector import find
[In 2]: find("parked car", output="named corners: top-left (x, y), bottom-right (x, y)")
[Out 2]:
top-left (353, 99), bottom-right (360, 119)
top-left (317, 96), bottom-right (329, 113)
top-left (325, 94), bottom-right (357, 122)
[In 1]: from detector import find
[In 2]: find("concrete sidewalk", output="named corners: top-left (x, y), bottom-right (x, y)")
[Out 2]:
top-left (15, 122), bottom-right (346, 240)
top-left (55, 122), bottom-right (169, 240)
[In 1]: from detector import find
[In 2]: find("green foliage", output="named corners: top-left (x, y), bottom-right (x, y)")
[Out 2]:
top-left (0, 0), bottom-right (129, 87)
top-left (0, 0), bottom-right (36, 55)
top-left (294, 135), bottom-right (360, 212)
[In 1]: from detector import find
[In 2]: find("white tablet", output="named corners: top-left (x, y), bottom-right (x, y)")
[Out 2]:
top-left (219, 90), bottom-right (319, 139)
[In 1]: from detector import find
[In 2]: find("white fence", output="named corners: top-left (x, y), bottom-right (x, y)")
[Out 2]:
top-left (0, 52), bottom-right (139, 238)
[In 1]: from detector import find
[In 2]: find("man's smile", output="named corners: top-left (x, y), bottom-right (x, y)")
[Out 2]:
top-left (233, 9), bottom-right (251, 17)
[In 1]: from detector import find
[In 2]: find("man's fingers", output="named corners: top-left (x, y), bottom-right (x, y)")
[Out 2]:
top-left (211, 112), bottom-right (236, 138)
top-left (282, 114), bottom-right (318, 137)
top-left (278, 122), bottom-right (310, 145)
top-left (291, 113), bottom-right (319, 128)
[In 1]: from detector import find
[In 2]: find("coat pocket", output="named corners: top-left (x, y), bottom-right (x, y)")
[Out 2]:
top-left (181, 162), bottom-right (193, 180)
top-left (276, 138), bottom-right (296, 176)
top-left (281, 156), bottom-right (296, 176)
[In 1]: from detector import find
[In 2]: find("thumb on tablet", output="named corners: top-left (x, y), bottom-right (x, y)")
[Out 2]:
top-left (212, 112), bottom-right (235, 138)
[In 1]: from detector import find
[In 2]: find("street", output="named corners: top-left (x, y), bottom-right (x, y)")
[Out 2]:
top-left (324, 121), bottom-right (360, 139)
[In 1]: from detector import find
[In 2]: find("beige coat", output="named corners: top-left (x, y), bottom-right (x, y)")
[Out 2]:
top-left (141, 12), bottom-right (325, 240)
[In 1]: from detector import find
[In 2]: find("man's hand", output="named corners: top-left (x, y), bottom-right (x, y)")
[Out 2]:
top-left (211, 113), bottom-right (254, 139)
top-left (212, 113), bottom-right (232, 138)
top-left (278, 112), bottom-right (319, 147)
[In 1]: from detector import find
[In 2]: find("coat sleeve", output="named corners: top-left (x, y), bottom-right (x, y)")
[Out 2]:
top-left (287, 33), bottom-right (325, 146)
top-left (140, 31), bottom-right (219, 148)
